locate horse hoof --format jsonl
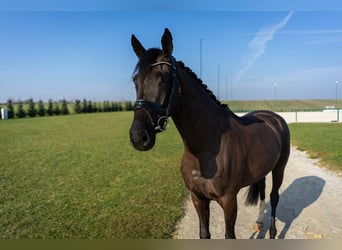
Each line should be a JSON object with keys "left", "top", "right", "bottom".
{"left": 253, "top": 222, "right": 263, "bottom": 232}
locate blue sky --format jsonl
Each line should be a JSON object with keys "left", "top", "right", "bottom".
{"left": 1, "top": 1, "right": 342, "bottom": 102}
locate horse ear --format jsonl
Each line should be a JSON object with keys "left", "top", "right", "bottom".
{"left": 131, "top": 34, "right": 146, "bottom": 58}
{"left": 161, "top": 28, "right": 173, "bottom": 56}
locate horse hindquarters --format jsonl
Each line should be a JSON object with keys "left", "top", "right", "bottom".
{"left": 250, "top": 111, "right": 290, "bottom": 239}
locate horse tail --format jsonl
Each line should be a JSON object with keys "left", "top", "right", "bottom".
{"left": 245, "top": 183, "right": 259, "bottom": 206}
{"left": 245, "top": 177, "right": 266, "bottom": 206}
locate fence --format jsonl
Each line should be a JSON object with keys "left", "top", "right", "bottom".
{"left": 236, "top": 109, "right": 342, "bottom": 123}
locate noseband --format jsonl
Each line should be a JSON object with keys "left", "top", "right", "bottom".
{"left": 133, "top": 56, "right": 179, "bottom": 132}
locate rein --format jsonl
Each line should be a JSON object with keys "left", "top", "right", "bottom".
{"left": 133, "top": 56, "right": 179, "bottom": 132}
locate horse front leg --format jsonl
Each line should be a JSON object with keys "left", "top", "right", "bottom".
{"left": 191, "top": 192, "right": 211, "bottom": 239}
{"left": 218, "top": 194, "right": 237, "bottom": 239}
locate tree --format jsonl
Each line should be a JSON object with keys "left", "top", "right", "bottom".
{"left": 74, "top": 99, "right": 82, "bottom": 114}
{"left": 103, "top": 101, "right": 110, "bottom": 112}
{"left": 37, "top": 99, "right": 46, "bottom": 117}
{"left": 92, "top": 102, "right": 98, "bottom": 113}
{"left": 82, "top": 99, "right": 88, "bottom": 113}
{"left": 27, "top": 98, "right": 36, "bottom": 117}
{"left": 6, "top": 99, "right": 15, "bottom": 119}
{"left": 53, "top": 102, "right": 61, "bottom": 115}
{"left": 61, "top": 99, "right": 69, "bottom": 115}
{"left": 87, "top": 100, "right": 93, "bottom": 113}
{"left": 47, "top": 99, "right": 54, "bottom": 116}
{"left": 111, "top": 101, "right": 118, "bottom": 112}
{"left": 125, "top": 101, "right": 133, "bottom": 111}
{"left": 117, "top": 102, "right": 123, "bottom": 112}
{"left": 16, "top": 101, "right": 26, "bottom": 118}
{"left": 96, "top": 102, "right": 103, "bottom": 112}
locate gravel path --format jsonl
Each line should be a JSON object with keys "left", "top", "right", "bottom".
{"left": 173, "top": 146, "right": 342, "bottom": 239}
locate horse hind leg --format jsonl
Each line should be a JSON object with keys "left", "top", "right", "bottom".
{"left": 245, "top": 177, "right": 266, "bottom": 232}
{"left": 255, "top": 177, "right": 266, "bottom": 232}
{"left": 254, "top": 199, "right": 266, "bottom": 232}
{"left": 269, "top": 165, "right": 285, "bottom": 239}
{"left": 244, "top": 177, "right": 266, "bottom": 232}
{"left": 269, "top": 119, "right": 290, "bottom": 239}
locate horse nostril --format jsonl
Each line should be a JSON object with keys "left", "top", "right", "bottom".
{"left": 129, "top": 129, "right": 139, "bottom": 143}
{"left": 141, "top": 130, "right": 151, "bottom": 146}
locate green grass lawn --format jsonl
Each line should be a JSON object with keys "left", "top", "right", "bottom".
{"left": 1, "top": 112, "right": 341, "bottom": 239}
{"left": 0, "top": 113, "right": 187, "bottom": 239}
{"left": 289, "top": 123, "right": 342, "bottom": 173}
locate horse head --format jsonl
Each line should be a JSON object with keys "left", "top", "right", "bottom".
{"left": 129, "top": 28, "right": 179, "bottom": 151}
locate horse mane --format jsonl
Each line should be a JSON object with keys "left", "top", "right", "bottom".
{"left": 177, "top": 61, "right": 228, "bottom": 109}
{"left": 176, "top": 61, "right": 265, "bottom": 126}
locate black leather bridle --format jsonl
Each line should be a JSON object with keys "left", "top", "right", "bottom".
{"left": 133, "top": 56, "right": 179, "bottom": 132}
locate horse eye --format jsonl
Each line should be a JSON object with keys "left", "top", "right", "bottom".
{"left": 162, "top": 75, "right": 170, "bottom": 82}
{"left": 158, "top": 76, "right": 169, "bottom": 86}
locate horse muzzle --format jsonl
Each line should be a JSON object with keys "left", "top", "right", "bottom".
{"left": 129, "top": 111, "right": 156, "bottom": 151}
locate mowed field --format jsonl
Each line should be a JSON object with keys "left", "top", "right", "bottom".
{"left": 0, "top": 113, "right": 187, "bottom": 239}
{"left": 0, "top": 111, "right": 341, "bottom": 238}
{"left": 288, "top": 123, "right": 342, "bottom": 172}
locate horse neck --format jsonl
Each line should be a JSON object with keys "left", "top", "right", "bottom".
{"left": 171, "top": 63, "right": 231, "bottom": 154}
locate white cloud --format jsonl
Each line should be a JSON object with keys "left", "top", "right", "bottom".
{"left": 233, "top": 11, "right": 294, "bottom": 85}
{"left": 283, "top": 29, "right": 342, "bottom": 35}
{"left": 282, "top": 29, "right": 342, "bottom": 45}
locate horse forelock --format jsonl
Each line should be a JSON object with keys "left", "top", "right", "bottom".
{"left": 132, "top": 48, "right": 162, "bottom": 80}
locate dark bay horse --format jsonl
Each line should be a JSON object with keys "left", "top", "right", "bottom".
{"left": 129, "top": 28, "right": 290, "bottom": 239}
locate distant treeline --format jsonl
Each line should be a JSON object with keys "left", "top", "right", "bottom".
{"left": 0, "top": 98, "right": 134, "bottom": 119}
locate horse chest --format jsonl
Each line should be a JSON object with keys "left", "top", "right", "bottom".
{"left": 181, "top": 162, "right": 229, "bottom": 200}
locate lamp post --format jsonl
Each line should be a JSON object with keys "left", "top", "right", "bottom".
{"left": 336, "top": 80, "right": 339, "bottom": 122}
{"left": 336, "top": 80, "right": 339, "bottom": 108}
{"left": 225, "top": 76, "right": 228, "bottom": 103}
{"left": 274, "top": 83, "right": 277, "bottom": 111}
{"left": 200, "top": 38, "right": 203, "bottom": 79}
{"left": 218, "top": 64, "right": 220, "bottom": 100}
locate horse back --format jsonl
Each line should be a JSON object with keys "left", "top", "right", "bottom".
{"left": 246, "top": 110, "right": 290, "bottom": 144}
{"left": 244, "top": 110, "right": 290, "bottom": 162}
